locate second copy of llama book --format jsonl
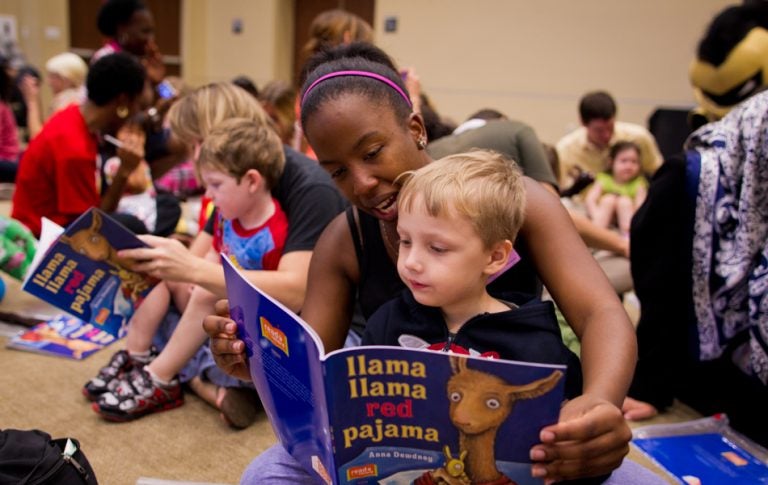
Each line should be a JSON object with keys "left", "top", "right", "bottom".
{"left": 223, "top": 257, "right": 566, "bottom": 485}
{"left": 20, "top": 208, "right": 158, "bottom": 339}
{"left": 7, "top": 313, "right": 118, "bottom": 360}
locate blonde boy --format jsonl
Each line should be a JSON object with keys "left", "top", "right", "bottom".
{"left": 86, "top": 118, "right": 288, "bottom": 427}
{"left": 364, "top": 150, "right": 583, "bottom": 398}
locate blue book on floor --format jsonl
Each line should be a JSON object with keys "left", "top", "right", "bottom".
{"left": 632, "top": 415, "right": 768, "bottom": 484}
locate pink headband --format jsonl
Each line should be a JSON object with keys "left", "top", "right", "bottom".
{"left": 301, "top": 70, "right": 413, "bottom": 108}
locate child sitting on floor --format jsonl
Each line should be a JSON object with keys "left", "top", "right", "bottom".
{"left": 84, "top": 117, "right": 288, "bottom": 427}
{"left": 363, "top": 150, "right": 583, "bottom": 399}
{"left": 584, "top": 141, "right": 648, "bottom": 236}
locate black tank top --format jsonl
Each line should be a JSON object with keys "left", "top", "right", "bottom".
{"left": 346, "top": 208, "right": 542, "bottom": 321}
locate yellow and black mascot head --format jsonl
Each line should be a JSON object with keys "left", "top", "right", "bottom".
{"left": 690, "top": 2, "right": 768, "bottom": 128}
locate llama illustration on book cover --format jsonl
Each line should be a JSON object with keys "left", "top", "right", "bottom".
{"left": 22, "top": 209, "right": 157, "bottom": 338}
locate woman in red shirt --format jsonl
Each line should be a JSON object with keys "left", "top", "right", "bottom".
{"left": 11, "top": 53, "right": 147, "bottom": 237}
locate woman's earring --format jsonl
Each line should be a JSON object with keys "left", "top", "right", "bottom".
{"left": 116, "top": 106, "right": 130, "bottom": 119}
{"left": 417, "top": 137, "right": 427, "bottom": 150}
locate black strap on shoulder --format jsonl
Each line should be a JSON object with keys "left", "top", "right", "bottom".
{"left": 345, "top": 206, "right": 364, "bottom": 262}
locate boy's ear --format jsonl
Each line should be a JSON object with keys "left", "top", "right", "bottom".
{"left": 484, "top": 239, "right": 514, "bottom": 275}
{"left": 243, "top": 169, "right": 264, "bottom": 192}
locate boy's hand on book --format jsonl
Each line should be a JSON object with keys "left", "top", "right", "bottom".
{"left": 529, "top": 395, "right": 631, "bottom": 484}
{"left": 119, "top": 235, "right": 199, "bottom": 282}
{"left": 203, "top": 299, "right": 252, "bottom": 382}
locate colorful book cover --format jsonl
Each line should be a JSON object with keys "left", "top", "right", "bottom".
{"left": 632, "top": 415, "right": 768, "bottom": 484}
{"left": 7, "top": 313, "right": 117, "bottom": 359}
{"left": 21, "top": 208, "right": 157, "bottom": 338}
{"left": 222, "top": 257, "right": 566, "bottom": 485}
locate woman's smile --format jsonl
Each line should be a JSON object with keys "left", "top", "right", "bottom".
{"left": 370, "top": 193, "right": 399, "bottom": 219}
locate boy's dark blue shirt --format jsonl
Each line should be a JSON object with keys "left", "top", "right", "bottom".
{"left": 363, "top": 289, "right": 583, "bottom": 399}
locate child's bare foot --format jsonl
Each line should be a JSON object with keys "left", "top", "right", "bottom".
{"left": 622, "top": 396, "right": 658, "bottom": 420}
{"left": 188, "top": 375, "right": 217, "bottom": 406}
{"left": 216, "top": 386, "right": 262, "bottom": 429}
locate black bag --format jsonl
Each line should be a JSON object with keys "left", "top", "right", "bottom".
{"left": 0, "top": 429, "right": 98, "bottom": 484}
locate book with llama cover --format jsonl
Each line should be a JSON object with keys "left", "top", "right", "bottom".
{"left": 21, "top": 208, "right": 158, "bottom": 339}
{"left": 7, "top": 313, "right": 118, "bottom": 359}
{"left": 223, "top": 257, "right": 566, "bottom": 485}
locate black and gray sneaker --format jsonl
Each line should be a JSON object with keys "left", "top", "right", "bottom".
{"left": 82, "top": 348, "right": 156, "bottom": 401}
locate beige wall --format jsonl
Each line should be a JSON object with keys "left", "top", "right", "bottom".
{"left": 3, "top": 0, "right": 737, "bottom": 143}
{"left": 0, "top": 0, "right": 68, "bottom": 65}
{"left": 0, "top": 0, "right": 68, "bottom": 110}
{"left": 181, "top": 0, "right": 293, "bottom": 89}
{"left": 376, "top": 0, "right": 736, "bottom": 143}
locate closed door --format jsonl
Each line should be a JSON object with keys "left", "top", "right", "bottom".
{"left": 68, "top": 0, "right": 181, "bottom": 75}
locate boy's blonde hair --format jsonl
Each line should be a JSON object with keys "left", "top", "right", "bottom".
{"left": 397, "top": 150, "right": 526, "bottom": 248}
{"left": 167, "top": 82, "right": 270, "bottom": 145}
{"left": 197, "top": 118, "right": 285, "bottom": 190}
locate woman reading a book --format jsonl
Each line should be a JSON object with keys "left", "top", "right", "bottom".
{"left": 204, "top": 44, "right": 638, "bottom": 484}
